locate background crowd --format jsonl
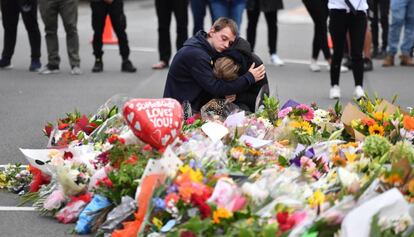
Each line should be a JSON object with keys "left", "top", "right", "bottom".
{"left": 0, "top": 0, "right": 413, "bottom": 99}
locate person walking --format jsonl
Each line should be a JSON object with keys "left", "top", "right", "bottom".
{"left": 368, "top": 0, "right": 390, "bottom": 59}
{"left": 210, "top": 0, "right": 247, "bottom": 30}
{"left": 0, "top": 0, "right": 42, "bottom": 71}
{"left": 328, "top": 0, "right": 368, "bottom": 100}
{"left": 152, "top": 0, "right": 188, "bottom": 70}
{"left": 246, "top": 0, "right": 284, "bottom": 66}
{"left": 382, "top": 0, "right": 414, "bottom": 67}
{"left": 190, "top": 0, "right": 212, "bottom": 35}
{"left": 38, "top": 0, "right": 81, "bottom": 75}
{"left": 90, "top": 0, "right": 136, "bottom": 73}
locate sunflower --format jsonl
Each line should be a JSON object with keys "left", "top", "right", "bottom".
{"left": 368, "top": 124, "right": 384, "bottom": 136}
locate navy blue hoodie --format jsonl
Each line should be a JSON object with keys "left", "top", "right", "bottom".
{"left": 163, "top": 31, "right": 255, "bottom": 112}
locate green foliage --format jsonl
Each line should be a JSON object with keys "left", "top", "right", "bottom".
{"left": 389, "top": 141, "right": 414, "bottom": 163}
{"left": 363, "top": 135, "right": 392, "bottom": 159}
{"left": 257, "top": 95, "right": 279, "bottom": 125}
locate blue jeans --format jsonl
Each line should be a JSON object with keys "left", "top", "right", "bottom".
{"left": 387, "top": 0, "right": 414, "bottom": 55}
{"left": 210, "top": 0, "right": 246, "bottom": 30}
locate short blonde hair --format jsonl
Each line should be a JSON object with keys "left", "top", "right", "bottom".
{"left": 213, "top": 57, "right": 240, "bottom": 81}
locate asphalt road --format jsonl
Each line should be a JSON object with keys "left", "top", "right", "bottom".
{"left": 0, "top": 0, "right": 413, "bottom": 236}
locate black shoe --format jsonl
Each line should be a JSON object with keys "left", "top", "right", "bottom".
{"left": 121, "top": 60, "right": 137, "bottom": 73}
{"left": 374, "top": 49, "right": 386, "bottom": 60}
{"left": 343, "top": 56, "right": 353, "bottom": 70}
{"left": 363, "top": 58, "right": 373, "bottom": 71}
{"left": 0, "top": 58, "right": 12, "bottom": 69}
{"left": 372, "top": 48, "right": 379, "bottom": 58}
{"left": 29, "top": 59, "right": 42, "bottom": 72}
{"left": 92, "top": 58, "right": 103, "bottom": 73}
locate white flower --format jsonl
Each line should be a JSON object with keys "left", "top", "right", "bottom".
{"left": 241, "top": 182, "right": 269, "bottom": 205}
{"left": 337, "top": 168, "right": 359, "bottom": 188}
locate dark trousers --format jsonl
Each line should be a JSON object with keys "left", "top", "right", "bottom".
{"left": 155, "top": 0, "right": 188, "bottom": 63}
{"left": 369, "top": 0, "right": 390, "bottom": 50}
{"left": 303, "top": 0, "right": 331, "bottom": 60}
{"left": 0, "top": 0, "right": 41, "bottom": 61}
{"left": 190, "top": 0, "right": 212, "bottom": 35}
{"left": 247, "top": 6, "right": 278, "bottom": 54}
{"left": 91, "top": 0, "right": 130, "bottom": 60}
{"left": 329, "top": 10, "right": 367, "bottom": 87}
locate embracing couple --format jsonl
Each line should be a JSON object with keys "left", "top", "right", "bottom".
{"left": 163, "top": 17, "right": 269, "bottom": 115}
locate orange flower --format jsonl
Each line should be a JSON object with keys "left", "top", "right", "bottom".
{"left": 408, "top": 179, "right": 414, "bottom": 195}
{"left": 361, "top": 118, "right": 375, "bottom": 127}
{"left": 384, "top": 173, "right": 403, "bottom": 185}
{"left": 403, "top": 116, "right": 414, "bottom": 131}
{"left": 368, "top": 124, "right": 384, "bottom": 136}
{"left": 332, "top": 155, "right": 347, "bottom": 167}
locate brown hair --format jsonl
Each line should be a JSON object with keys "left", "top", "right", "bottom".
{"left": 213, "top": 57, "right": 240, "bottom": 81}
{"left": 211, "top": 17, "right": 238, "bottom": 36}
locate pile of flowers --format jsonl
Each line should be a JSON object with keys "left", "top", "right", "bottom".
{"left": 3, "top": 95, "right": 414, "bottom": 237}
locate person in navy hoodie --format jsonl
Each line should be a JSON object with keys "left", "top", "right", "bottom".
{"left": 163, "top": 17, "right": 266, "bottom": 112}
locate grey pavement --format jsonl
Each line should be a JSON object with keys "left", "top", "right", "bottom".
{"left": 0, "top": 0, "right": 413, "bottom": 236}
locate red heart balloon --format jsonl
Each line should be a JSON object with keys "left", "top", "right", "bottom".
{"left": 123, "top": 98, "right": 183, "bottom": 150}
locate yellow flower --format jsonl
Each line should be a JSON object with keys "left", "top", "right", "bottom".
{"left": 0, "top": 173, "right": 7, "bottom": 189}
{"left": 290, "top": 121, "right": 313, "bottom": 135}
{"left": 344, "top": 152, "right": 357, "bottom": 163}
{"left": 368, "top": 124, "right": 384, "bottom": 136}
{"left": 308, "top": 190, "right": 325, "bottom": 208}
{"left": 189, "top": 169, "right": 203, "bottom": 183}
{"left": 213, "top": 207, "right": 233, "bottom": 224}
{"left": 373, "top": 112, "right": 388, "bottom": 121}
{"left": 152, "top": 217, "right": 163, "bottom": 229}
{"left": 179, "top": 165, "right": 191, "bottom": 174}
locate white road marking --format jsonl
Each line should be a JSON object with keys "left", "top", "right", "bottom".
{"left": 0, "top": 164, "right": 28, "bottom": 169}
{"left": 103, "top": 45, "right": 157, "bottom": 52}
{"left": 0, "top": 206, "right": 36, "bottom": 211}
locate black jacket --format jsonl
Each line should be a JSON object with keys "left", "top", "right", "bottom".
{"left": 246, "top": 0, "right": 284, "bottom": 12}
{"left": 163, "top": 31, "right": 255, "bottom": 112}
{"left": 218, "top": 37, "right": 269, "bottom": 112}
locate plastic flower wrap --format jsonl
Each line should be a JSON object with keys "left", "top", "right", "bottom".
{"left": 208, "top": 177, "right": 246, "bottom": 212}
{"left": 56, "top": 163, "right": 91, "bottom": 196}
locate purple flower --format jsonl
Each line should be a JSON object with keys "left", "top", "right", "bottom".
{"left": 153, "top": 197, "right": 166, "bottom": 210}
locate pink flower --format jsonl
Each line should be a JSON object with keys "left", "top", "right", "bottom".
{"left": 278, "top": 107, "right": 292, "bottom": 118}
{"left": 297, "top": 104, "right": 314, "bottom": 121}
{"left": 300, "top": 156, "right": 316, "bottom": 170}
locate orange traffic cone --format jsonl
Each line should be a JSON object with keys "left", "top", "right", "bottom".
{"left": 327, "top": 34, "right": 333, "bottom": 49}
{"left": 102, "top": 15, "right": 118, "bottom": 44}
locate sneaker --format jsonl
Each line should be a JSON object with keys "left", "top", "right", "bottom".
{"left": 329, "top": 85, "right": 341, "bottom": 99}
{"left": 92, "top": 58, "right": 103, "bottom": 73}
{"left": 71, "top": 66, "right": 82, "bottom": 75}
{"left": 353, "top": 85, "right": 365, "bottom": 100}
{"left": 0, "top": 58, "right": 13, "bottom": 69}
{"left": 29, "top": 59, "right": 42, "bottom": 72}
{"left": 363, "top": 58, "right": 373, "bottom": 71}
{"left": 270, "top": 54, "right": 284, "bottom": 66}
{"left": 121, "top": 60, "right": 137, "bottom": 73}
{"left": 39, "top": 64, "right": 60, "bottom": 74}
{"left": 309, "top": 59, "right": 321, "bottom": 72}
